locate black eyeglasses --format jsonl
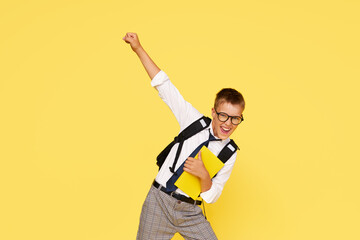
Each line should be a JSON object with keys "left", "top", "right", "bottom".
{"left": 215, "top": 109, "right": 244, "bottom": 125}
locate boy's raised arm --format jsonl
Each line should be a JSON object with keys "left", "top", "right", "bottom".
{"left": 122, "top": 32, "right": 161, "bottom": 80}
{"left": 122, "top": 32, "right": 202, "bottom": 130}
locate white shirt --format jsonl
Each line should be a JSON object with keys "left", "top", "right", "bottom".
{"left": 151, "top": 70, "right": 238, "bottom": 204}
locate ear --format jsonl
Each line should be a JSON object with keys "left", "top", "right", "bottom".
{"left": 211, "top": 107, "right": 216, "bottom": 118}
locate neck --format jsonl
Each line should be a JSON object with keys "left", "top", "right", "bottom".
{"left": 211, "top": 121, "right": 220, "bottom": 139}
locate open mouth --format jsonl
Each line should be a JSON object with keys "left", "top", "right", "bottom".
{"left": 220, "top": 126, "right": 231, "bottom": 134}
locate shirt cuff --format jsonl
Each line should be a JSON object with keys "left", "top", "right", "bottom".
{"left": 151, "top": 70, "right": 169, "bottom": 87}
{"left": 200, "top": 185, "right": 218, "bottom": 204}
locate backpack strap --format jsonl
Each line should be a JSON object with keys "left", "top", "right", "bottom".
{"left": 212, "top": 139, "right": 239, "bottom": 179}
{"left": 156, "top": 116, "right": 212, "bottom": 172}
{"left": 217, "top": 139, "right": 239, "bottom": 163}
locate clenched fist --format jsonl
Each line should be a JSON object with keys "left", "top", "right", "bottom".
{"left": 122, "top": 32, "right": 142, "bottom": 52}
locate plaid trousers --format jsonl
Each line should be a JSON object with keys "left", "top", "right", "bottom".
{"left": 136, "top": 183, "right": 218, "bottom": 240}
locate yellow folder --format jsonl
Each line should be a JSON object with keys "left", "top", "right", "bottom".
{"left": 174, "top": 145, "right": 224, "bottom": 200}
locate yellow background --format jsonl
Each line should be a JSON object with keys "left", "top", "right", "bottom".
{"left": 1, "top": 0, "right": 359, "bottom": 239}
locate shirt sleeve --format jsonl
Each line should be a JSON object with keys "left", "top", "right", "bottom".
{"left": 151, "top": 70, "right": 203, "bottom": 131}
{"left": 200, "top": 151, "right": 238, "bottom": 203}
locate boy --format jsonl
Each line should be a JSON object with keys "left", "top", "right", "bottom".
{"left": 123, "top": 32, "right": 245, "bottom": 240}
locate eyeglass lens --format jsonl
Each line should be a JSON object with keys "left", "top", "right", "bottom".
{"left": 218, "top": 112, "right": 242, "bottom": 125}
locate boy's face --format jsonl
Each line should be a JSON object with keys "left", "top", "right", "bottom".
{"left": 211, "top": 101, "right": 243, "bottom": 140}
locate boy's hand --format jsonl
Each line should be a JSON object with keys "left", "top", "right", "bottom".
{"left": 183, "top": 151, "right": 210, "bottom": 180}
{"left": 122, "top": 32, "right": 142, "bottom": 52}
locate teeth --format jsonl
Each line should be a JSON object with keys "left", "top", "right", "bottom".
{"left": 222, "top": 127, "right": 230, "bottom": 131}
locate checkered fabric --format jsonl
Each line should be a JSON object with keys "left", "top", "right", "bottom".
{"left": 136, "top": 184, "right": 218, "bottom": 240}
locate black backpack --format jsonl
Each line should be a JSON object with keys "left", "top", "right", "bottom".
{"left": 156, "top": 116, "right": 239, "bottom": 174}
